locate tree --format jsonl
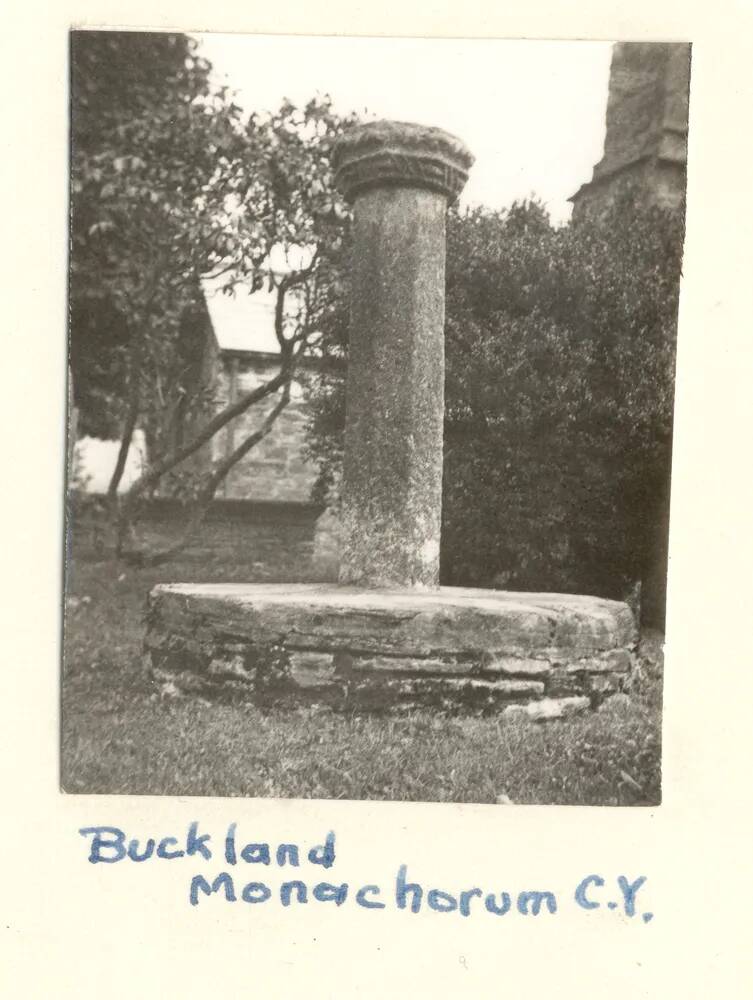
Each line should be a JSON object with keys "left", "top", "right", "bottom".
{"left": 306, "top": 197, "right": 684, "bottom": 626}
{"left": 69, "top": 30, "right": 354, "bottom": 563}
{"left": 69, "top": 31, "right": 216, "bottom": 443}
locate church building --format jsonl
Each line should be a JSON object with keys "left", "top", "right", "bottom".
{"left": 569, "top": 42, "right": 690, "bottom": 221}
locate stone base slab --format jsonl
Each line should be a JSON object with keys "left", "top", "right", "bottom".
{"left": 144, "top": 583, "right": 637, "bottom": 715}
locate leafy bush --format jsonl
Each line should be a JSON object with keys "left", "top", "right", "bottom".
{"left": 306, "top": 197, "right": 684, "bottom": 623}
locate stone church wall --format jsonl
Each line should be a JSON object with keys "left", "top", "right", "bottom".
{"left": 211, "top": 352, "right": 320, "bottom": 504}
{"left": 570, "top": 42, "right": 690, "bottom": 221}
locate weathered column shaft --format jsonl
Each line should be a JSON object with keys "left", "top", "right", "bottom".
{"left": 340, "top": 186, "right": 446, "bottom": 588}
{"left": 333, "top": 121, "right": 473, "bottom": 589}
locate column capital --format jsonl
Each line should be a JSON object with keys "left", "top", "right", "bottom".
{"left": 332, "top": 119, "right": 474, "bottom": 204}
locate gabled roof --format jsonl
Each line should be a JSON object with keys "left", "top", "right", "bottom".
{"left": 200, "top": 276, "right": 281, "bottom": 355}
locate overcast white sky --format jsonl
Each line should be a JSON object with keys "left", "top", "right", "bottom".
{"left": 195, "top": 34, "right": 614, "bottom": 224}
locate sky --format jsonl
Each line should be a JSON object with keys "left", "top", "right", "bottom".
{"left": 195, "top": 33, "right": 614, "bottom": 224}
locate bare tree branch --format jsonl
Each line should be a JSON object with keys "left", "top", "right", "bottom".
{"left": 117, "top": 378, "right": 294, "bottom": 566}
{"left": 208, "top": 377, "right": 292, "bottom": 490}
{"left": 106, "top": 334, "right": 142, "bottom": 507}
{"left": 107, "top": 390, "right": 139, "bottom": 506}
{"left": 122, "top": 360, "right": 291, "bottom": 504}
{"left": 112, "top": 257, "right": 320, "bottom": 562}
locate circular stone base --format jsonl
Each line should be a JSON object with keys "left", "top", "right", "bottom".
{"left": 144, "top": 583, "right": 637, "bottom": 716}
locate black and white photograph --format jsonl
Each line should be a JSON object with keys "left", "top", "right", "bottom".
{"left": 63, "top": 30, "right": 690, "bottom": 805}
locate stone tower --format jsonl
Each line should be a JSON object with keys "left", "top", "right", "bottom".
{"left": 570, "top": 42, "right": 691, "bottom": 221}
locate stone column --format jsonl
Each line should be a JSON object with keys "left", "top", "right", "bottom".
{"left": 332, "top": 121, "right": 474, "bottom": 589}
{"left": 146, "top": 120, "right": 636, "bottom": 721}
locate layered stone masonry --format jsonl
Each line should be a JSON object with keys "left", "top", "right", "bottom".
{"left": 569, "top": 42, "right": 690, "bottom": 220}
{"left": 145, "top": 584, "right": 636, "bottom": 717}
{"left": 213, "top": 355, "right": 319, "bottom": 504}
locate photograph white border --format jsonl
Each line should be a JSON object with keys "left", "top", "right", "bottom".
{"left": 2, "top": 2, "right": 752, "bottom": 996}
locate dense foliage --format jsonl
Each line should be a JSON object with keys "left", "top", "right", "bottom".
{"left": 70, "top": 31, "right": 218, "bottom": 440}
{"left": 306, "top": 198, "right": 684, "bottom": 620}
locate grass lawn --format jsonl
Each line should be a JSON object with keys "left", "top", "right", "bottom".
{"left": 62, "top": 551, "right": 663, "bottom": 806}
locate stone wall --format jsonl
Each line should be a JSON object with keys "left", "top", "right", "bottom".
{"left": 212, "top": 352, "right": 320, "bottom": 503}
{"left": 71, "top": 497, "right": 323, "bottom": 578}
{"left": 571, "top": 156, "right": 686, "bottom": 221}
